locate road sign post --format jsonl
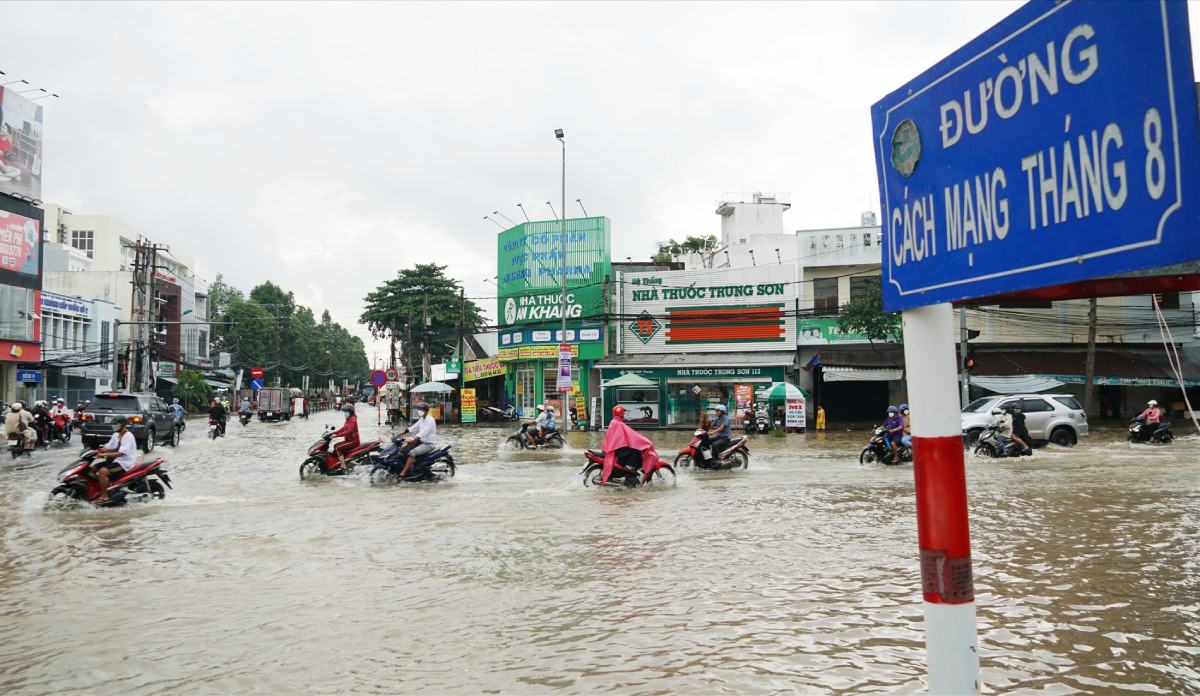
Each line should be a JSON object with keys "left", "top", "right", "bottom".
{"left": 871, "top": 2, "right": 1200, "bottom": 693}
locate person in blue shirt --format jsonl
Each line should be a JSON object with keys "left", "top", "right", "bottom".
{"left": 883, "top": 405, "right": 905, "bottom": 464}
{"left": 536, "top": 406, "right": 558, "bottom": 447}
{"left": 702, "top": 404, "right": 733, "bottom": 467}
{"left": 169, "top": 397, "right": 185, "bottom": 426}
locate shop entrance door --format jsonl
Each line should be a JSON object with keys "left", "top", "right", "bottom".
{"left": 515, "top": 368, "right": 536, "bottom": 417}
{"left": 666, "top": 382, "right": 733, "bottom": 426}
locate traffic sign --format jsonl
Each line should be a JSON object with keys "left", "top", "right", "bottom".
{"left": 385, "top": 367, "right": 399, "bottom": 382}
{"left": 251, "top": 377, "right": 265, "bottom": 391}
{"left": 370, "top": 370, "right": 387, "bottom": 388}
{"left": 871, "top": 0, "right": 1200, "bottom": 312}
{"left": 250, "top": 366, "right": 264, "bottom": 379}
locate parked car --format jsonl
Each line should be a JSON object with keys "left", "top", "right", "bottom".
{"left": 80, "top": 392, "right": 179, "bottom": 452}
{"left": 961, "top": 393, "right": 1088, "bottom": 447}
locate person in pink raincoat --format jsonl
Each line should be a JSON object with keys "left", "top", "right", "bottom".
{"left": 602, "top": 405, "right": 662, "bottom": 484}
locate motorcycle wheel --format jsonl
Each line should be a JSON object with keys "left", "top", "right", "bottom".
{"left": 858, "top": 447, "right": 878, "bottom": 464}
{"left": 973, "top": 443, "right": 996, "bottom": 458}
{"left": 544, "top": 434, "right": 565, "bottom": 449}
{"left": 646, "top": 465, "right": 676, "bottom": 487}
{"left": 430, "top": 459, "right": 456, "bottom": 479}
{"left": 169, "top": 426, "right": 180, "bottom": 447}
{"left": 1158, "top": 432, "right": 1174, "bottom": 444}
{"left": 673, "top": 453, "right": 692, "bottom": 468}
{"left": 369, "top": 467, "right": 398, "bottom": 486}
{"left": 900, "top": 448, "right": 913, "bottom": 464}
{"left": 148, "top": 480, "right": 166, "bottom": 499}
{"left": 47, "top": 484, "right": 85, "bottom": 506}
{"left": 730, "top": 451, "right": 749, "bottom": 469}
{"left": 581, "top": 463, "right": 605, "bottom": 487}
{"left": 299, "top": 457, "right": 324, "bottom": 480}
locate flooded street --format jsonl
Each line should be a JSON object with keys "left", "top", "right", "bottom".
{"left": 0, "top": 412, "right": 1197, "bottom": 694}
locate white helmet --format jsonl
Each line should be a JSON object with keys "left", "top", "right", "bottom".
{"left": 1148, "top": 400, "right": 1158, "bottom": 407}
{"left": 10, "top": 402, "right": 21, "bottom": 412}
{"left": 546, "top": 406, "right": 555, "bottom": 414}
{"left": 536, "top": 403, "right": 545, "bottom": 412}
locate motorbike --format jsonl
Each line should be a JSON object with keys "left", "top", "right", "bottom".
{"left": 47, "top": 450, "right": 172, "bottom": 507}
{"left": 754, "top": 408, "right": 771, "bottom": 434}
{"left": 742, "top": 411, "right": 754, "bottom": 434}
{"left": 482, "top": 405, "right": 518, "bottom": 422}
{"left": 859, "top": 426, "right": 912, "bottom": 465}
{"left": 1128, "top": 415, "right": 1173, "bottom": 444}
{"left": 52, "top": 415, "right": 72, "bottom": 445}
{"left": 238, "top": 412, "right": 252, "bottom": 426}
{"left": 7, "top": 429, "right": 33, "bottom": 459}
{"left": 579, "top": 449, "right": 676, "bottom": 488}
{"left": 208, "top": 418, "right": 226, "bottom": 439}
{"left": 674, "top": 429, "right": 750, "bottom": 470}
{"left": 505, "top": 424, "right": 565, "bottom": 450}
{"left": 973, "top": 424, "right": 1032, "bottom": 458}
{"left": 298, "top": 426, "right": 384, "bottom": 479}
{"left": 368, "top": 433, "right": 456, "bottom": 485}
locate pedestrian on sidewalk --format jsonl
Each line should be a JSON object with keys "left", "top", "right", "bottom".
{"left": 816, "top": 405, "right": 826, "bottom": 432}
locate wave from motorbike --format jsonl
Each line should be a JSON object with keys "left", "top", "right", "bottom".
{"left": 579, "top": 449, "right": 675, "bottom": 488}
{"left": 1128, "top": 415, "right": 1173, "bottom": 444}
{"left": 299, "top": 426, "right": 384, "bottom": 479}
{"left": 47, "top": 451, "right": 172, "bottom": 507}
{"left": 368, "top": 433, "right": 455, "bottom": 485}
{"left": 674, "top": 430, "right": 750, "bottom": 470}
{"left": 859, "top": 426, "right": 911, "bottom": 465}
{"left": 505, "top": 424, "right": 564, "bottom": 450}
{"left": 973, "top": 425, "right": 1032, "bottom": 458}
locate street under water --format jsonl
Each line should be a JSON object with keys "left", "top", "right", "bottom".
{"left": 0, "top": 412, "right": 1196, "bottom": 694}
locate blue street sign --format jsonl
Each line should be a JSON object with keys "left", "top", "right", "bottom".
{"left": 871, "top": 0, "right": 1200, "bottom": 312}
{"left": 370, "top": 370, "right": 387, "bottom": 388}
{"left": 251, "top": 378, "right": 265, "bottom": 391}
{"left": 16, "top": 369, "right": 41, "bottom": 383}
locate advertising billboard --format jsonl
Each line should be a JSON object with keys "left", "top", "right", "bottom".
{"left": 496, "top": 217, "right": 611, "bottom": 327}
{"left": 620, "top": 265, "right": 797, "bottom": 353}
{"left": 0, "top": 87, "right": 44, "bottom": 200}
{"left": 0, "top": 210, "right": 39, "bottom": 277}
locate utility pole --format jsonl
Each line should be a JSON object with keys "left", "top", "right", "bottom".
{"left": 958, "top": 307, "right": 970, "bottom": 408}
{"left": 457, "top": 286, "right": 465, "bottom": 421}
{"left": 421, "top": 297, "right": 431, "bottom": 384}
{"left": 1083, "top": 297, "right": 1098, "bottom": 416}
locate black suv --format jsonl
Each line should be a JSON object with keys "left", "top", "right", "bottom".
{"left": 80, "top": 392, "right": 178, "bottom": 452}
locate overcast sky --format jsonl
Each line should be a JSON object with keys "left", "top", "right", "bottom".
{"left": 6, "top": 1, "right": 1199, "bottom": 363}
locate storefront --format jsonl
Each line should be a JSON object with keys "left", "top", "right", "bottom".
{"left": 495, "top": 216, "right": 612, "bottom": 427}
{"left": 0, "top": 200, "right": 43, "bottom": 405}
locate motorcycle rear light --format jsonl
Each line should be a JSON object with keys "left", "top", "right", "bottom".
{"left": 81, "top": 414, "right": 94, "bottom": 421}
{"left": 130, "top": 416, "right": 143, "bottom": 423}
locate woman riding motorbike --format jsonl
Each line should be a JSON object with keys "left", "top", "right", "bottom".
{"left": 329, "top": 403, "right": 360, "bottom": 472}
{"left": 601, "top": 405, "right": 662, "bottom": 484}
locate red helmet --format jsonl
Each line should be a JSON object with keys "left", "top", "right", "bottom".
{"left": 612, "top": 405, "right": 626, "bottom": 420}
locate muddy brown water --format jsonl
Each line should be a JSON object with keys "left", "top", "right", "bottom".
{"left": 0, "top": 414, "right": 1196, "bottom": 694}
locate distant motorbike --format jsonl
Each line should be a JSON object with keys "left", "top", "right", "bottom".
{"left": 674, "top": 429, "right": 750, "bottom": 470}
{"left": 1128, "top": 415, "right": 1173, "bottom": 444}
{"left": 482, "top": 405, "right": 518, "bottom": 422}
{"left": 754, "top": 408, "right": 771, "bottom": 434}
{"left": 368, "top": 433, "right": 456, "bottom": 485}
{"left": 579, "top": 449, "right": 675, "bottom": 487}
{"left": 52, "top": 415, "right": 72, "bottom": 445}
{"left": 859, "top": 426, "right": 911, "bottom": 465}
{"left": 238, "top": 412, "right": 252, "bottom": 426}
{"left": 47, "top": 450, "right": 171, "bottom": 507}
{"left": 208, "top": 418, "right": 225, "bottom": 439}
{"left": 505, "top": 424, "right": 564, "bottom": 450}
{"left": 299, "top": 426, "right": 384, "bottom": 479}
{"left": 7, "top": 429, "right": 32, "bottom": 459}
{"left": 973, "top": 424, "right": 1032, "bottom": 458}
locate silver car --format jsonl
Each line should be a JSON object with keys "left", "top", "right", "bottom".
{"left": 961, "top": 393, "right": 1088, "bottom": 447}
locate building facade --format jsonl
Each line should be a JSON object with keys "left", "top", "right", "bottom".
{"left": 0, "top": 198, "right": 43, "bottom": 405}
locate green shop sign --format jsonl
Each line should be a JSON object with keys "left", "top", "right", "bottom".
{"left": 797, "top": 317, "right": 875, "bottom": 345}
{"left": 497, "top": 217, "right": 612, "bottom": 327}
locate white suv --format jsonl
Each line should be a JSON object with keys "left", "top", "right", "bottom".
{"left": 961, "top": 393, "right": 1088, "bottom": 447}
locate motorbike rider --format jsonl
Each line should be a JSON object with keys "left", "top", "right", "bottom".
{"left": 397, "top": 402, "right": 437, "bottom": 479}
{"left": 238, "top": 397, "right": 253, "bottom": 421}
{"left": 31, "top": 400, "right": 52, "bottom": 447}
{"left": 899, "top": 403, "right": 912, "bottom": 449}
{"left": 991, "top": 406, "right": 1014, "bottom": 450}
{"left": 521, "top": 404, "right": 547, "bottom": 446}
{"left": 329, "top": 403, "right": 360, "bottom": 472}
{"left": 73, "top": 399, "right": 90, "bottom": 424}
{"left": 209, "top": 398, "right": 228, "bottom": 435}
{"left": 168, "top": 397, "right": 185, "bottom": 429}
{"left": 537, "top": 406, "right": 558, "bottom": 445}
{"left": 50, "top": 398, "right": 72, "bottom": 438}
{"left": 883, "top": 405, "right": 904, "bottom": 464}
{"left": 91, "top": 415, "right": 139, "bottom": 504}
{"left": 601, "top": 405, "right": 661, "bottom": 484}
{"left": 1137, "top": 400, "right": 1162, "bottom": 425}
{"left": 1008, "top": 403, "right": 1031, "bottom": 453}
{"left": 4, "top": 402, "right": 35, "bottom": 450}
{"left": 701, "top": 404, "right": 733, "bottom": 467}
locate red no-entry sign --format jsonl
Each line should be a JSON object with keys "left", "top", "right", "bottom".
{"left": 250, "top": 366, "right": 264, "bottom": 379}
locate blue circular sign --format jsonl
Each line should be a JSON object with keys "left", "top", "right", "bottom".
{"left": 370, "top": 370, "right": 387, "bottom": 388}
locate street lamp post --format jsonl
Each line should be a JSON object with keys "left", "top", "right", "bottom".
{"left": 555, "top": 129, "right": 566, "bottom": 341}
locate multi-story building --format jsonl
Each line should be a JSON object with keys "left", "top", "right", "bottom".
{"left": 40, "top": 290, "right": 119, "bottom": 403}
{"left": 0, "top": 197, "right": 43, "bottom": 405}
{"left": 40, "top": 204, "right": 210, "bottom": 392}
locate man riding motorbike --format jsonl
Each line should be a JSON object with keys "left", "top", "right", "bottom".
{"left": 329, "top": 403, "right": 360, "bottom": 472}
{"left": 50, "top": 398, "right": 72, "bottom": 440}
{"left": 91, "top": 415, "right": 140, "bottom": 504}
{"left": 883, "top": 405, "right": 905, "bottom": 464}
{"left": 31, "top": 400, "right": 52, "bottom": 447}
{"left": 209, "top": 398, "right": 228, "bottom": 435}
{"left": 4, "top": 402, "right": 35, "bottom": 451}
{"left": 1009, "top": 403, "right": 1031, "bottom": 453}
{"left": 520, "top": 404, "right": 547, "bottom": 446}
{"left": 991, "top": 406, "right": 1014, "bottom": 449}
{"left": 538, "top": 406, "right": 558, "bottom": 443}
{"left": 700, "top": 404, "right": 733, "bottom": 467}
{"left": 601, "top": 405, "right": 661, "bottom": 484}
{"left": 397, "top": 402, "right": 437, "bottom": 479}
{"left": 168, "top": 397, "right": 185, "bottom": 429}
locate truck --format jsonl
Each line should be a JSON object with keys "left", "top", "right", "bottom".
{"left": 256, "top": 387, "right": 290, "bottom": 422}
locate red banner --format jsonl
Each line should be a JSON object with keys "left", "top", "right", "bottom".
{"left": 0, "top": 210, "right": 39, "bottom": 276}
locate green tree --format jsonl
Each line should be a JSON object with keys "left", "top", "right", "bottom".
{"left": 837, "top": 279, "right": 901, "bottom": 343}
{"left": 207, "top": 274, "right": 244, "bottom": 353}
{"left": 174, "top": 369, "right": 209, "bottom": 410}
{"left": 361, "top": 264, "right": 485, "bottom": 378}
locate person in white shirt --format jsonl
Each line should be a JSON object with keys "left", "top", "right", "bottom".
{"left": 92, "top": 415, "right": 139, "bottom": 503}
{"left": 398, "top": 403, "right": 438, "bottom": 478}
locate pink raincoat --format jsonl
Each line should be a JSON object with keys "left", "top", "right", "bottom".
{"left": 601, "top": 417, "right": 661, "bottom": 483}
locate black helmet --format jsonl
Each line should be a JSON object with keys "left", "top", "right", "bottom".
{"left": 112, "top": 415, "right": 129, "bottom": 427}
{"left": 1001, "top": 402, "right": 1014, "bottom": 413}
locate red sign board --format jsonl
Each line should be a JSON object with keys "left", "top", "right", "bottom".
{"left": 250, "top": 366, "right": 264, "bottom": 379}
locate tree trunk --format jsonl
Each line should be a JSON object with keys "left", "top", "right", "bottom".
{"left": 1083, "top": 297, "right": 1098, "bottom": 417}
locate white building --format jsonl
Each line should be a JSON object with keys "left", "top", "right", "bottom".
{"left": 40, "top": 290, "right": 119, "bottom": 403}
{"left": 40, "top": 204, "right": 211, "bottom": 391}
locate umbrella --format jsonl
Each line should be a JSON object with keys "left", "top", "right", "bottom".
{"left": 410, "top": 381, "right": 456, "bottom": 394}
{"left": 601, "top": 373, "right": 657, "bottom": 388}
{"left": 761, "top": 382, "right": 809, "bottom": 400}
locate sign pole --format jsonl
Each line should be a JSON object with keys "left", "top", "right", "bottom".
{"left": 901, "top": 302, "right": 978, "bottom": 694}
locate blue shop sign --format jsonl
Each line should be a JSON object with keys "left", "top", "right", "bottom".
{"left": 16, "top": 369, "right": 42, "bottom": 383}
{"left": 499, "top": 325, "right": 604, "bottom": 346}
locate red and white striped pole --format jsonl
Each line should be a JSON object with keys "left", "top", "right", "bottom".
{"left": 901, "top": 302, "right": 980, "bottom": 694}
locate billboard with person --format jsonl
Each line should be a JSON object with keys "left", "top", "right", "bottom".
{"left": 0, "top": 87, "right": 44, "bottom": 200}
{"left": 0, "top": 210, "right": 40, "bottom": 277}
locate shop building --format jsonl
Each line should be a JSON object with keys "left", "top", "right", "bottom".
{"left": 600, "top": 264, "right": 798, "bottom": 428}
{"left": 40, "top": 291, "right": 120, "bottom": 404}
{"left": 495, "top": 216, "right": 612, "bottom": 424}
{"left": 0, "top": 199, "right": 43, "bottom": 405}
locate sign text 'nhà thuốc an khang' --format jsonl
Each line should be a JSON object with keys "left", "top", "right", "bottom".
{"left": 872, "top": 0, "right": 1200, "bottom": 311}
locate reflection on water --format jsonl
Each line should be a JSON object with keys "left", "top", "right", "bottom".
{"left": 0, "top": 415, "right": 1196, "bottom": 694}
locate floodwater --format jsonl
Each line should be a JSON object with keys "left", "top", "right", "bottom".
{"left": 0, "top": 412, "right": 1196, "bottom": 695}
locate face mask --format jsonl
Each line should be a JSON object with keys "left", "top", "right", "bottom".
{"left": 416, "top": 410, "right": 427, "bottom": 418}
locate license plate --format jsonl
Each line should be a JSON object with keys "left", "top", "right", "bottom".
{"left": 701, "top": 449, "right": 712, "bottom": 458}
{"left": 266, "top": 412, "right": 273, "bottom": 417}
{"left": 6, "top": 439, "right": 16, "bottom": 446}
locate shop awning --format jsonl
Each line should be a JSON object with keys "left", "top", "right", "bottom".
{"left": 970, "top": 375, "right": 1066, "bottom": 393}
{"left": 822, "top": 366, "right": 904, "bottom": 382}
{"left": 598, "top": 351, "right": 794, "bottom": 369}
{"left": 602, "top": 373, "right": 658, "bottom": 388}
{"left": 973, "top": 346, "right": 1200, "bottom": 387}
